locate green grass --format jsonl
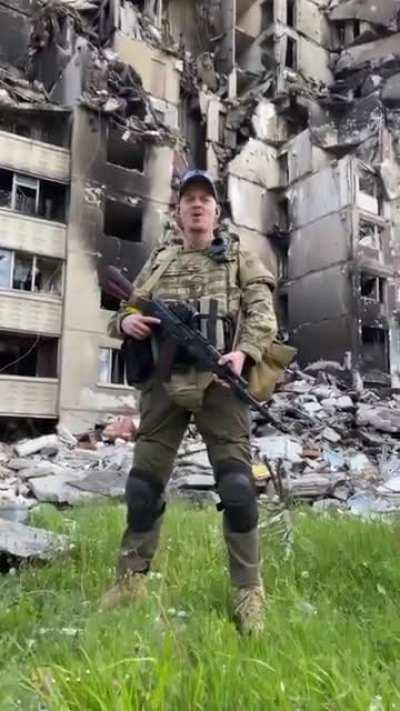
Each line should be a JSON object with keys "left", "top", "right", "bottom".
{"left": 1, "top": 502, "right": 400, "bottom": 710}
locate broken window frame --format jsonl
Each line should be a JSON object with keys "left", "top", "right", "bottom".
{"left": 106, "top": 127, "right": 146, "bottom": 173}
{"left": 103, "top": 199, "right": 143, "bottom": 243}
{"left": 357, "top": 165, "right": 383, "bottom": 216}
{"left": 360, "top": 325, "right": 389, "bottom": 373}
{"left": 11, "top": 174, "right": 40, "bottom": 217}
{"left": 276, "top": 241, "right": 289, "bottom": 281}
{"left": 360, "top": 272, "right": 387, "bottom": 304}
{"left": 0, "top": 332, "right": 59, "bottom": 378}
{"left": 261, "top": 0, "right": 274, "bottom": 31}
{"left": 284, "top": 35, "right": 298, "bottom": 70}
{"left": 98, "top": 347, "right": 128, "bottom": 387}
{"left": 278, "top": 152, "right": 289, "bottom": 186}
{"left": 286, "top": 0, "right": 296, "bottom": 29}
{"left": 0, "top": 248, "right": 63, "bottom": 297}
{"left": 0, "top": 169, "right": 67, "bottom": 223}
{"left": 358, "top": 214, "right": 386, "bottom": 257}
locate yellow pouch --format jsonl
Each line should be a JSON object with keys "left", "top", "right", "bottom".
{"left": 248, "top": 341, "right": 297, "bottom": 400}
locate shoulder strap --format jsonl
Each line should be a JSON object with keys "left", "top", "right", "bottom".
{"left": 136, "top": 247, "right": 179, "bottom": 296}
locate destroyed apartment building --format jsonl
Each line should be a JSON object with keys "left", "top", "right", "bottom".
{"left": 0, "top": 0, "right": 400, "bottom": 434}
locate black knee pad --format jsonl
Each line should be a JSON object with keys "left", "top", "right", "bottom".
{"left": 215, "top": 459, "right": 258, "bottom": 533}
{"left": 125, "top": 468, "right": 165, "bottom": 533}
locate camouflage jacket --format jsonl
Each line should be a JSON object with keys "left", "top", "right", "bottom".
{"left": 108, "top": 234, "right": 278, "bottom": 364}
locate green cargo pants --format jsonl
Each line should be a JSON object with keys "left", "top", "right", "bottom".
{"left": 117, "top": 378, "right": 261, "bottom": 588}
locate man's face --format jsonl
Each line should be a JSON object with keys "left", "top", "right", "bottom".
{"left": 178, "top": 183, "right": 219, "bottom": 236}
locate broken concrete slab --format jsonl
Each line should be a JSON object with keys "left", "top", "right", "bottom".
{"left": 256, "top": 436, "right": 303, "bottom": 463}
{"left": 19, "top": 462, "right": 66, "bottom": 480}
{"left": 0, "top": 518, "right": 69, "bottom": 565}
{"left": 70, "top": 468, "right": 126, "bottom": 499}
{"left": 379, "top": 476, "right": 400, "bottom": 493}
{"left": 348, "top": 452, "right": 375, "bottom": 476}
{"left": 330, "top": 0, "right": 400, "bottom": 30}
{"left": 176, "top": 450, "right": 212, "bottom": 471}
{"left": 56, "top": 424, "right": 78, "bottom": 448}
{"left": 334, "top": 396, "right": 354, "bottom": 411}
{"left": 336, "top": 33, "right": 400, "bottom": 74}
{"left": 357, "top": 405, "right": 400, "bottom": 433}
{"left": 288, "top": 473, "right": 349, "bottom": 499}
{"left": 170, "top": 473, "right": 215, "bottom": 490}
{"left": 15, "top": 435, "right": 60, "bottom": 458}
{"left": 322, "top": 427, "right": 341, "bottom": 443}
{"left": 28, "top": 473, "right": 99, "bottom": 505}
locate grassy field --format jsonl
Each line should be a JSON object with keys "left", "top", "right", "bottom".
{"left": 1, "top": 501, "right": 400, "bottom": 710}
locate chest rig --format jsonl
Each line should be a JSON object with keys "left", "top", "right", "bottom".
{"left": 138, "top": 234, "right": 240, "bottom": 374}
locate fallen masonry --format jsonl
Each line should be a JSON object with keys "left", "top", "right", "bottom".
{"left": 1, "top": 362, "right": 400, "bottom": 566}
{"left": 0, "top": 518, "right": 70, "bottom": 573}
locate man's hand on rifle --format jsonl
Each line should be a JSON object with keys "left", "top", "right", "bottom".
{"left": 215, "top": 350, "right": 247, "bottom": 387}
{"left": 121, "top": 314, "right": 161, "bottom": 340}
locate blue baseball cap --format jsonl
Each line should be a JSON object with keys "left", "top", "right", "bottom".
{"left": 179, "top": 169, "right": 218, "bottom": 201}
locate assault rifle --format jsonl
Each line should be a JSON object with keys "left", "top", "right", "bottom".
{"left": 101, "top": 266, "right": 289, "bottom": 433}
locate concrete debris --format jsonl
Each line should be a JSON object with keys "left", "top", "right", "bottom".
{"left": 14, "top": 435, "right": 60, "bottom": 458}
{"left": 1, "top": 0, "right": 400, "bottom": 543}
{"left": 28, "top": 471, "right": 100, "bottom": 505}
{"left": 70, "top": 468, "right": 126, "bottom": 498}
{"left": 0, "top": 518, "right": 69, "bottom": 570}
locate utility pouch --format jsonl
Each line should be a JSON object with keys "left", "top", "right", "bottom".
{"left": 120, "top": 338, "right": 154, "bottom": 386}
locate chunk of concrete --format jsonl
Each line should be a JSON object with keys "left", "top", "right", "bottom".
{"left": 289, "top": 473, "right": 348, "bottom": 498}
{"left": 301, "top": 401, "right": 322, "bottom": 417}
{"left": 172, "top": 473, "right": 215, "bottom": 490}
{"left": 0, "top": 519, "right": 69, "bottom": 562}
{"left": 177, "top": 450, "right": 212, "bottom": 470}
{"left": 321, "top": 427, "right": 341, "bottom": 444}
{"left": 56, "top": 424, "right": 78, "bottom": 447}
{"left": 28, "top": 472, "right": 99, "bottom": 505}
{"left": 348, "top": 453, "right": 374, "bottom": 475}
{"left": 19, "top": 462, "right": 66, "bottom": 480}
{"left": 380, "top": 476, "right": 400, "bottom": 493}
{"left": 15, "top": 435, "right": 60, "bottom": 458}
{"left": 7, "top": 459, "right": 32, "bottom": 471}
{"left": 70, "top": 468, "right": 126, "bottom": 498}
{"left": 357, "top": 405, "right": 400, "bottom": 433}
{"left": 256, "top": 436, "right": 303, "bottom": 463}
{"left": 334, "top": 396, "right": 354, "bottom": 411}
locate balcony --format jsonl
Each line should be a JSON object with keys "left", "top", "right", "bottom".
{"left": 0, "top": 209, "right": 66, "bottom": 259}
{"left": 0, "top": 376, "right": 58, "bottom": 418}
{"left": 0, "top": 291, "right": 62, "bottom": 335}
{"left": 0, "top": 131, "right": 70, "bottom": 183}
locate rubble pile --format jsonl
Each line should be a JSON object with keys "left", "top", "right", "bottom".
{"left": 1, "top": 367, "right": 400, "bottom": 567}
{"left": 172, "top": 366, "right": 400, "bottom": 518}
{"left": 1, "top": 367, "right": 399, "bottom": 523}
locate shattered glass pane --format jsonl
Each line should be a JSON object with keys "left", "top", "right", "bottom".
{"left": 12, "top": 254, "right": 33, "bottom": 291}
{"left": 14, "top": 185, "right": 37, "bottom": 216}
{"left": 359, "top": 168, "right": 379, "bottom": 197}
{"left": 35, "top": 257, "right": 63, "bottom": 296}
{"left": 0, "top": 249, "right": 12, "bottom": 288}
{"left": 98, "top": 348, "right": 111, "bottom": 384}
{"left": 359, "top": 220, "right": 382, "bottom": 250}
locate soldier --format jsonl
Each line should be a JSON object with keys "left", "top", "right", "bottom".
{"left": 103, "top": 170, "right": 278, "bottom": 634}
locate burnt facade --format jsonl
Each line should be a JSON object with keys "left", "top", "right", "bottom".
{"left": 0, "top": 0, "right": 399, "bottom": 431}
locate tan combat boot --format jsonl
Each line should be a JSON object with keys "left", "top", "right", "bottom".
{"left": 234, "top": 583, "right": 267, "bottom": 635}
{"left": 101, "top": 573, "right": 148, "bottom": 610}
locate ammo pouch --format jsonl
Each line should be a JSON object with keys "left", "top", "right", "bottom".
{"left": 248, "top": 341, "right": 297, "bottom": 400}
{"left": 120, "top": 338, "right": 154, "bottom": 386}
